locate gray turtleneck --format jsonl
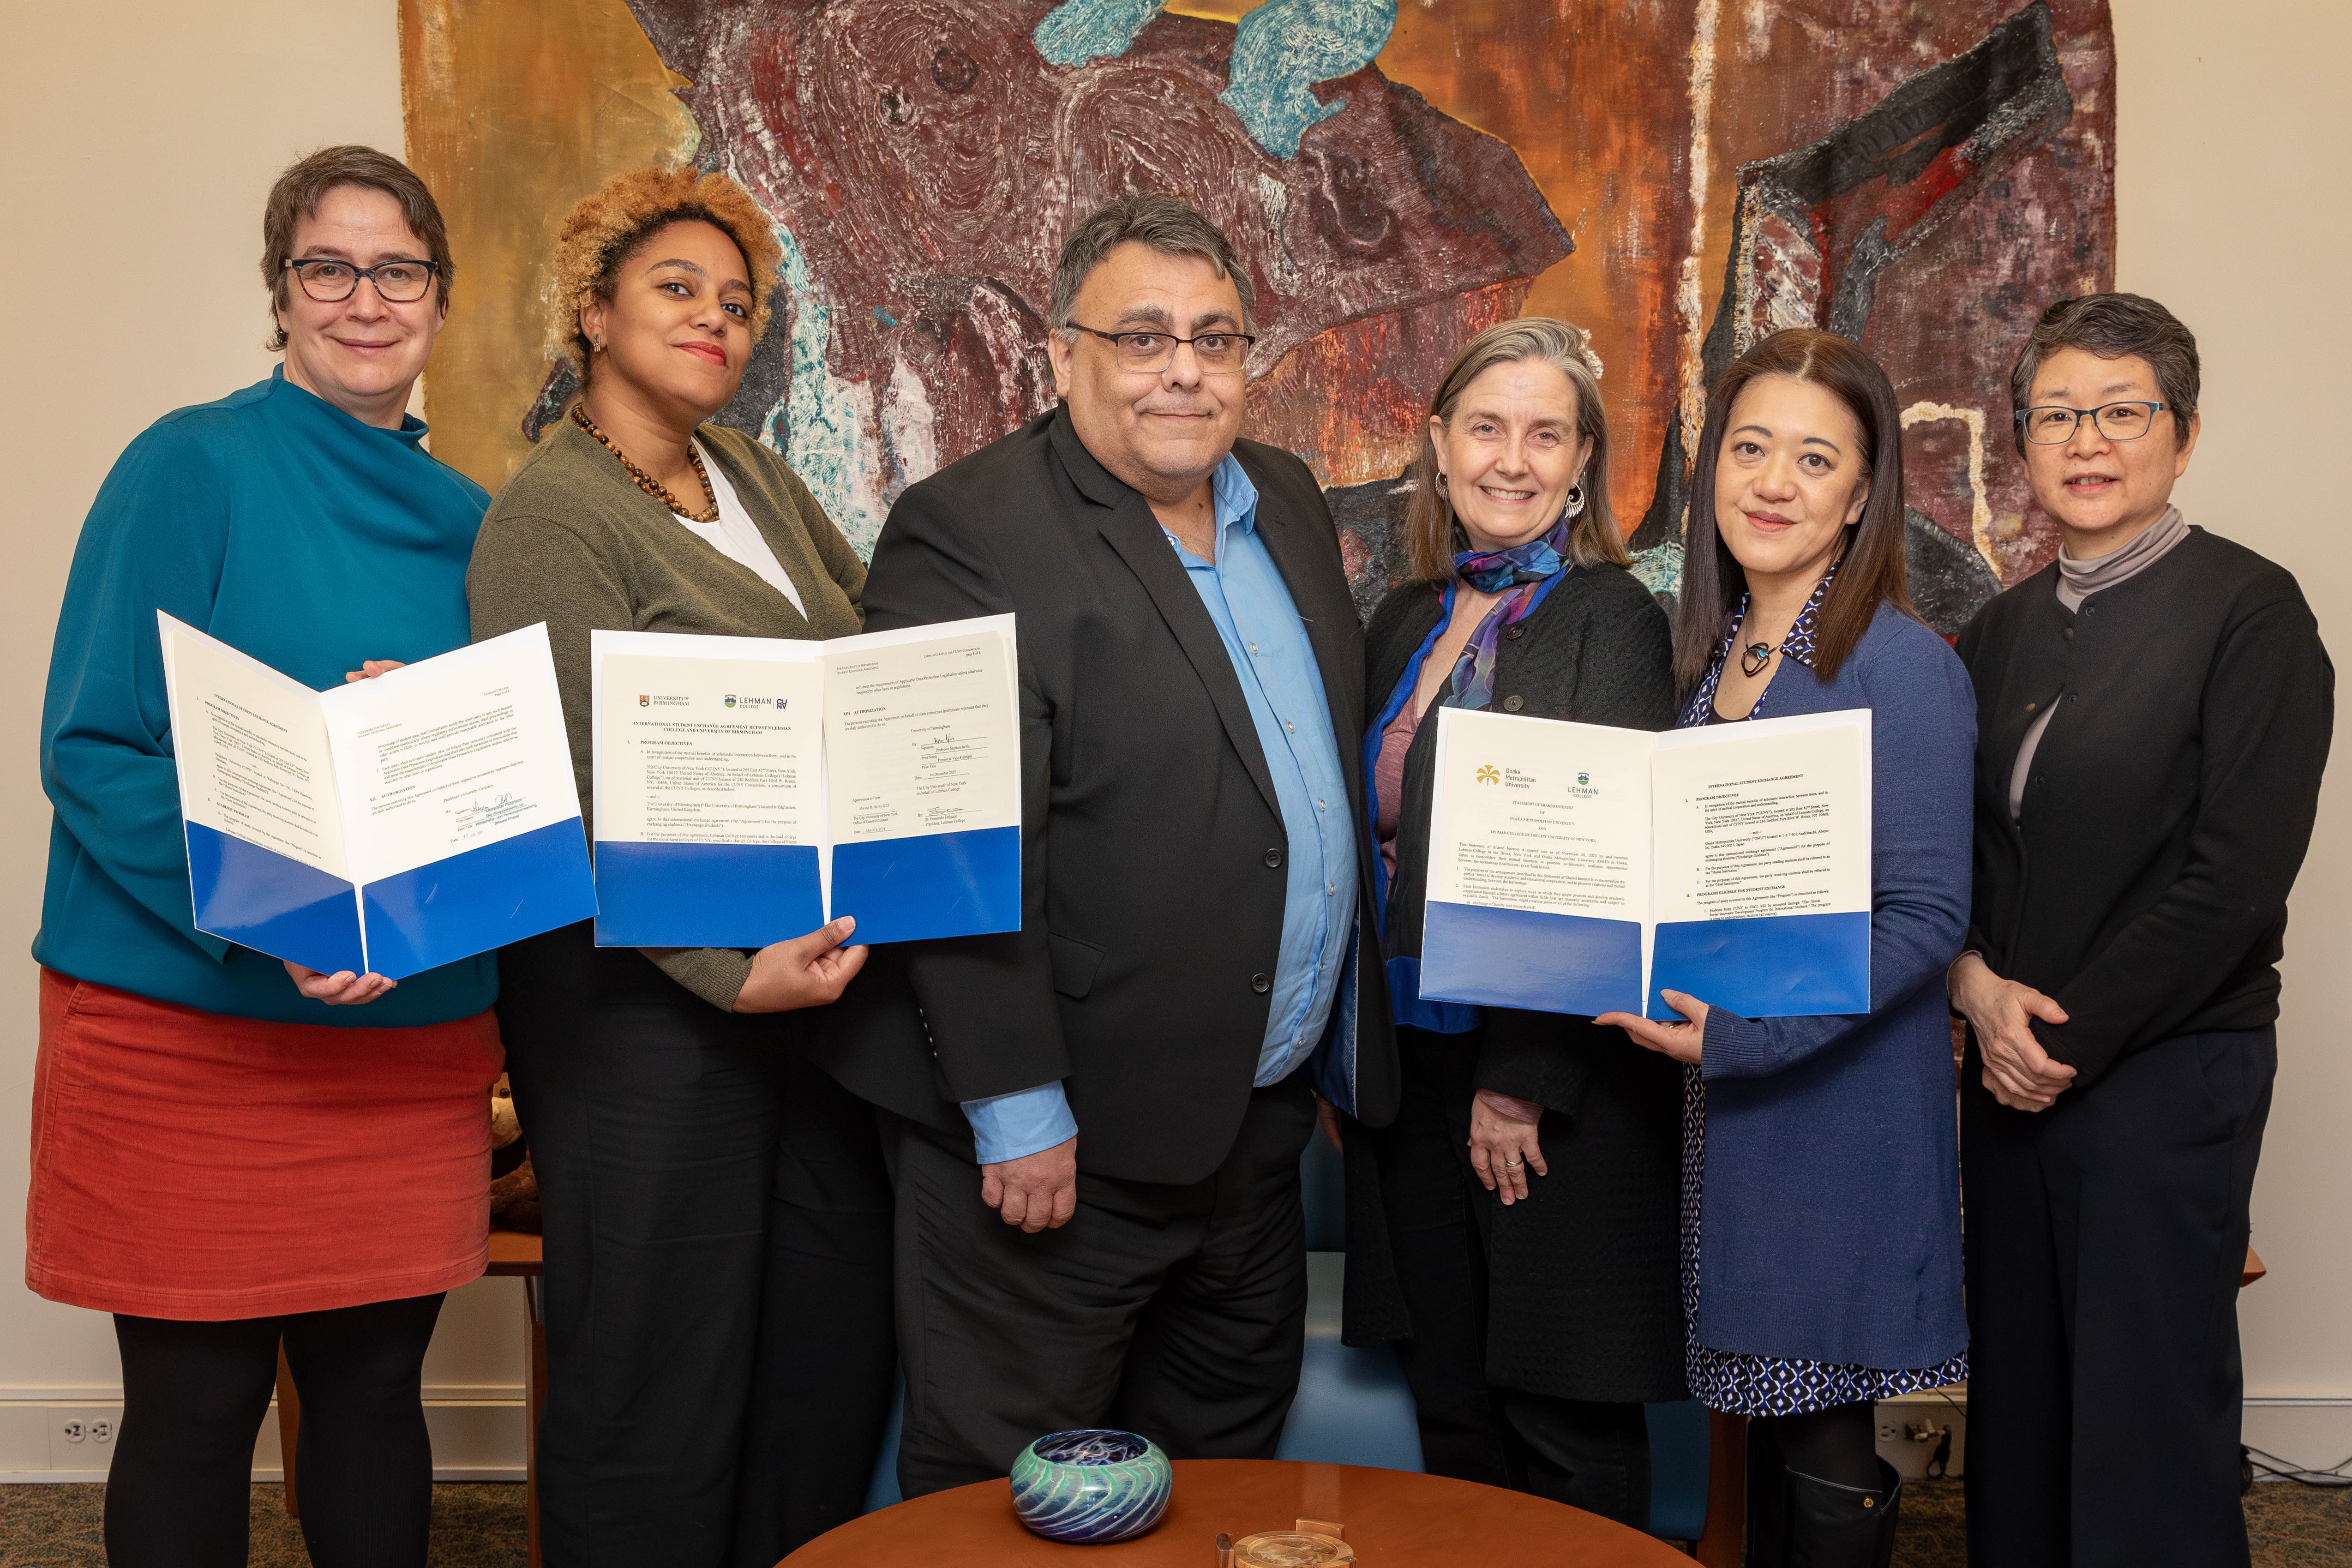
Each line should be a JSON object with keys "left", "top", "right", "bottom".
{"left": 2006, "top": 506, "right": 2191, "bottom": 820}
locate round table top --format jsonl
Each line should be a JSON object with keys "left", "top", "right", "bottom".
{"left": 780, "top": 1459, "right": 1692, "bottom": 1566}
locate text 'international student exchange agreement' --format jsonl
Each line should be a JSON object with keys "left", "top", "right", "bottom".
{"left": 1422, "top": 707, "right": 1871, "bottom": 1020}
{"left": 160, "top": 615, "right": 595, "bottom": 980}
{"left": 590, "top": 614, "right": 1021, "bottom": 950}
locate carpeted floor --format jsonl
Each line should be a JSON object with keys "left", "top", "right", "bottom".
{"left": 1, "top": 1479, "right": 2348, "bottom": 1564}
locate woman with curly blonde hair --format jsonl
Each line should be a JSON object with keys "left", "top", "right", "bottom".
{"left": 468, "top": 165, "right": 893, "bottom": 1563}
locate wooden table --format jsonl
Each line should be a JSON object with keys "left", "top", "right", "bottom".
{"left": 781, "top": 1459, "right": 1694, "bottom": 1565}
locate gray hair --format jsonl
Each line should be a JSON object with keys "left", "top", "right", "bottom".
{"left": 2010, "top": 293, "right": 2200, "bottom": 451}
{"left": 1404, "top": 316, "right": 1623, "bottom": 581}
{"left": 1048, "top": 193, "right": 1256, "bottom": 334}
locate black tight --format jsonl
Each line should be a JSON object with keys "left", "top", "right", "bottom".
{"left": 1753, "top": 1400, "right": 1881, "bottom": 1489}
{"left": 106, "top": 1293, "right": 445, "bottom": 1568}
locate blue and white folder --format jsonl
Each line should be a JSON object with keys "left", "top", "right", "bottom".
{"left": 1418, "top": 706, "right": 1872, "bottom": 1021}
{"left": 158, "top": 615, "right": 596, "bottom": 979}
{"left": 589, "top": 614, "right": 1021, "bottom": 949}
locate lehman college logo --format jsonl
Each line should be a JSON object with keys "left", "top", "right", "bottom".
{"left": 724, "top": 694, "right": 738, "bottom": 708}
{"left": 1476, "top": 765, "right": 1501, "bottom": 784}
{"left": 1578, "top": 772, "right": 1590, "bottom": 786}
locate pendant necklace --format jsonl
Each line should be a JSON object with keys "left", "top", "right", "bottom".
{"left": 1740, "top": 639, "right": 1774, "bottom": 677}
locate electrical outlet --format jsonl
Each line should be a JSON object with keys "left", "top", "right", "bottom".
{"left": 50, "top": 1407, "right": 124, "bottom": 1470}
{"left": 1877, "top": 1419, "right": 1898, "bottom": 1444}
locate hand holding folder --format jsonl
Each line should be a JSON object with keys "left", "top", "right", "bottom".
{"left": 158, "top": 615, "right": 597, "bottom": 979}
{"left": 590, "top": 613, "right": 1023, "bottom": 949}
{"left": 1419, "top": 706, "right": 1873, "bottom": 1020}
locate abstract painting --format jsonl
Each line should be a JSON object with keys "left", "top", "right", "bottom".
{"left": 402, "top": 0, "right": 2115, "bottom": 623}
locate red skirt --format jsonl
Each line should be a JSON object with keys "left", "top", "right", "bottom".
{"left": 25, "top": 968, "right": 504, "bottom": 1319}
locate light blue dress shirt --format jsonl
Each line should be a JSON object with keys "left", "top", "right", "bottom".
{"left": 960, "top": 454, "right": 1358, "bottom": 1164}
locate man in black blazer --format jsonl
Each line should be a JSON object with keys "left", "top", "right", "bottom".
{"left": 814, "top": 193, "right": 1396, "bottom": 1495}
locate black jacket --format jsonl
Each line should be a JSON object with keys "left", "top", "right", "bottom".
{"left": 1958, "top": 527, "right": 2333, "bottom": 1089}
{"left": 811, "top": 408, "right": 1397, "bottom": 1184}
{"left": 1342, "top": 564, "right": 1686, "bottom": 1401}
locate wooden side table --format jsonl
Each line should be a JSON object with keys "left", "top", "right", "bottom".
{"left": 275, "top": 1229, "right": 547, "bottom": 1568}
{"left": 782, "top": 1458, "right": 1695, "bottom": 1566}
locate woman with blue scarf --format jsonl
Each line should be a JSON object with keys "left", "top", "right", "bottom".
{"left": 1339, "top": 319, "right": 1683, "bottom": 1528}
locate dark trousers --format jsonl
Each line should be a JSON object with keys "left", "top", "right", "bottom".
{"left": 891, "top": 1075, "right": 1317, "bottom": 1496}
{"left": 107, "top": 1294, "right": 444, "bottom": 1568}
{"left": 1963, "top": 1026, "right": 2276, "bottom": 1568}
{"left": 499, "top": 923, "right": 898, "bottom": 1568}
{"left": 1366, "top": 1027, "right": 1651, "bottom": 1530}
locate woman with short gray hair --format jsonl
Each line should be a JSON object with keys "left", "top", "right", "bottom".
{"left": 1952, "top": 293, "right": 2333, "bottom": 1566}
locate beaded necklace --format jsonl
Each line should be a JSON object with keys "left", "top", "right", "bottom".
{"left": 570, "top": 402, "right": 719, "bottom": 523}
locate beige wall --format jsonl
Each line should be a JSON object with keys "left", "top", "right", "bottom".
{"left": 2114, "top": 0, "right": 2352, "bottom": 1457}
{"left": 0, "top": 0, "right": 2344, "bottom": 1476}
{"left": 0, "top": 0, "right": 521, "bottom": 1476}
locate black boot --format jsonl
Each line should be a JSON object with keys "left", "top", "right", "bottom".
{"left": 1784, "top": 1456, "right": 1902, "bottom": 1568}
{"left": 1744, "top": 1422, "right": 1791, "bottom": 1568}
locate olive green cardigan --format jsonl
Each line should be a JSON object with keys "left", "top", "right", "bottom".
{"left": 468, "top": 418, "right": 866, "bottom": 1009}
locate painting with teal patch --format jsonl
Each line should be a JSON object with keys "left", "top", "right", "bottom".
{"left": 533, "top": 0, "right": 1568, "bottom": 563}
{"left": 510, "top": 0, "right": 2101, "bottom": 645}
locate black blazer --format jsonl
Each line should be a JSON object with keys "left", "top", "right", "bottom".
{"left": 1957, "top": 527, "right": 2333, "bottom": 1089}
{"left": 812, "top": 407, "right": 1397, "bottom": 1184}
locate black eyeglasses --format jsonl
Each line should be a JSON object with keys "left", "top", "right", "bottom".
{"left": 2015, "top": 400, "right": 2169, "bottom": 445}
{"left": 1067, "top": 324, "right": 1256, "bottom": 375}
{"left": 285, "top": 258, "right": 439, "bottom": 304}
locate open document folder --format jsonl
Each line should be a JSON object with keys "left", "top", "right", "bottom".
{"left": 158, "top": 614, "right": 596, "bottom": 979}
{"left": 1419, "top": 706, "right": 1872, "bottom": 1021}
{"left": 589, "top": 613, "right": 1021, "bottom": 949}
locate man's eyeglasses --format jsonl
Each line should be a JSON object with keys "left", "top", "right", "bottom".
{"left": 1068, "top": 324, "right": 1255, "bottom": 375}
{"left": 2015, "top": 400, "right": 2169, "bottom": 445}
{"left": 285, "top": 258, "right": 439, "bottom": 304}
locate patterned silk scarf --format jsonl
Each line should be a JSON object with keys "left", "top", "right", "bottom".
{"left": 1443, "top": 516, "right": 1576, "bottom": 711}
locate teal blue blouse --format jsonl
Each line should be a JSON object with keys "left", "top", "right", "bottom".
{"left": 35, "top": 369, "right": 498, "bottom": 1027}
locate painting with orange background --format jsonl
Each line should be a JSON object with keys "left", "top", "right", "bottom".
{"left": 404, "top": 0, "right": 2112, "bottom": 628}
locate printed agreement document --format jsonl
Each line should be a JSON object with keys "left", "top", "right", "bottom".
{"left": 159, "top": 614, "right": 595, "bottom": 979}
{"left": 1420, "top": 706, "right": 1871, "bottom": 1019}
{"left": 591, "top": 613, "right": 1020, "bottom": 948}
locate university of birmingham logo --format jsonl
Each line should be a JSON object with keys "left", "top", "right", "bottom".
{"left": 638, "top": 695, "right": 649, "bottom": 707}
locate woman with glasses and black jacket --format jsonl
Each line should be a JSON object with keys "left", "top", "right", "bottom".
{"left": 1953, "top": 294, "right": 2333, "bottom": 1568}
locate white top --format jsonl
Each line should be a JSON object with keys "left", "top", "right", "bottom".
{"left": 672, "top": 440, "right": 806, "bottom": 617}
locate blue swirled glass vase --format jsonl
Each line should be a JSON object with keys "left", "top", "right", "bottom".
{"left": 1008, "top": 1429, "right": 1174, "bottom": 1543}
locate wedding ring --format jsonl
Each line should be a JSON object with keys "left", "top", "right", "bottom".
{"left": 1504, "top": 1159, "right": 1522, "bottom": 1168}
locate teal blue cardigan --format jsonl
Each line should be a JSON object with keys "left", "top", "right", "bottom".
{"left": 35, "top": 370, "right": 497, "bottom": 1027}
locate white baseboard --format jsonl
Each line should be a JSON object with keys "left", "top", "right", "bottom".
{"left": 3, "top": 1387, "right": 2344, "bottom": 1484}
{"left": 0, "top": 1386, "right": 525, "bottom": 1480}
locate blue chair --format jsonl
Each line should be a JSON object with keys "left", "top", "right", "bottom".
{"left": 861, "top": 1135, "right": 1717, "bottom": 1548}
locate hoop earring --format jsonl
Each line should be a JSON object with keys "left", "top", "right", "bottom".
{"left": 1434, "top": 471, "right": 1449, "bottom": 497}
{"left": 1563, "top": 483, "right": 1585, "bottom": 519}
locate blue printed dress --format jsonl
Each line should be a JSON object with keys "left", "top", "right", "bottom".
{"left": 1674, "top": 573, "right": 1972, "bottom": 1416}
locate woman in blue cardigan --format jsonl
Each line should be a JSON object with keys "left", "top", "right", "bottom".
{"left": 1600, "top": 329, "right": 1974, "bottom": 1566}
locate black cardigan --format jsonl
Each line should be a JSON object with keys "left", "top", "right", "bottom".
{"left": 1342, "top": 564, "right": 1686, "bottom": 1401}
{"left": 1957, "top": 527, "right": 2333, "bottom": 1089}
{"left": 1367, "top": 563, "right": 1680, "bottom": 1108}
